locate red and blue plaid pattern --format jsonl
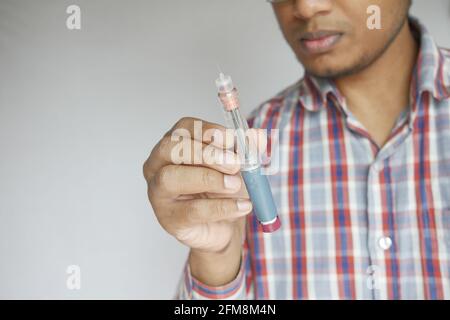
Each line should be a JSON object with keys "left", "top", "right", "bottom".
{"left": 176, "top": 18, "right": 450, "bottom": 300}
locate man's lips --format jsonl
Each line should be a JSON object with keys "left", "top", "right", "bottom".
{"left": 299, "top": 30, "right": 343, "bottom": 54}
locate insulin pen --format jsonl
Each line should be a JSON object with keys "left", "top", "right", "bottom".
{"left": 215, "top": 73, "right": 281, "bottom": 233}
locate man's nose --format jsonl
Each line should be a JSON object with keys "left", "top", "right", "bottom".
{"left": 293, "top": 0, "right": 333, "bottom": 20}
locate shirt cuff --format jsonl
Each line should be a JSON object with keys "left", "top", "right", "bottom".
{"left": 177, "top": 251, "right": 247, "bottom": 300}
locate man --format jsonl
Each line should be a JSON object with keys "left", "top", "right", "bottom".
{"left": 143, "top": 0, "right": 450, "bottom": 299}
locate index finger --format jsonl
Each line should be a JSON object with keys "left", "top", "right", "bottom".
{"left": 169, "top": 117, "right": 235, "bottom": 149}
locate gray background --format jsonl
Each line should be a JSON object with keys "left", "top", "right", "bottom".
{"left": 0, "top": 0, "right": 449, "bottom": 299}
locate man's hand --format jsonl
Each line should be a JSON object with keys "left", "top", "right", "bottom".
{"left": 143, "top": 117, "right": 252, "bottom": 286}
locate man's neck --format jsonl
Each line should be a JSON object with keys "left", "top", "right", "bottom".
{"left": 334, "top": 20, "right": 419, "bottom": 149}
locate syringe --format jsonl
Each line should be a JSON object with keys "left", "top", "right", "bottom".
{"left": 215, "top": 73, "right": 281, "bottom": 233}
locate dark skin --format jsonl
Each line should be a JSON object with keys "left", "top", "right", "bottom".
{"left": 273, "top": 0, "right": 417, "bottom": 148}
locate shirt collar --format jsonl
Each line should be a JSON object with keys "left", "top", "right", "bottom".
{"left": 297, "top": 75, "right": 342, "bottom": 112}
{"left": 297, "top": 17, "right": 450, "bottom": 112}
{"left": 410, "top": 17, "right": 450, "bottom": 101}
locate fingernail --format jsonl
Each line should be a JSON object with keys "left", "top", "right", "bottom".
{"left": 224, "top": 174, "right": 241, "bottom": 190}
{"left": 237, "top": 200, "right": 252, "bottom": 212}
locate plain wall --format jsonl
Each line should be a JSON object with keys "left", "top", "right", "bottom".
{"left": 0, "top": 0, "right": 449, "bottom": 299}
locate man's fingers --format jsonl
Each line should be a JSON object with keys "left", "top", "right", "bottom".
{"left": 143, "top": 117, "right": 272, "bottom": 183}
{"left": 169, "top": 117, "right": 234, "bottom": 149}
{"left": 143, "top": 117, "right": 236, "bottom": 181}
{"left": 149, "top": 165, "right": 242, "bottom": 197}
{"left": 144, "top": 137, "right": 240, "bottom": 181}
{"left": 174, "top": 198, "right": 253, "bottom": 224}
{"left": 162, "top": 136, "right": 240, "bottom": 173}
{"left": 205, "top": 174, "right": 249, "bottom": 199}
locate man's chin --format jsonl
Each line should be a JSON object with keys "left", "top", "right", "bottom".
{"left": 303, "top": 61, "right": 369, "bottom": 80}
{"left": 303, "top": 66, "right": 346, "bottom": 79}
{"left": 299, "top": 56, "right": 351, "bottom": 79}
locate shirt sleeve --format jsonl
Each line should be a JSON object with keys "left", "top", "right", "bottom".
{"left": 174, "top": 241, "right": 254, "bottom": 300}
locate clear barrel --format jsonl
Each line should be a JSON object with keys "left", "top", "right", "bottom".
{"left": 223, "top": 108, "right": 260, "bottom": 171}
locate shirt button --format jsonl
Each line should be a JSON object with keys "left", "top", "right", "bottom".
{"left": 378, "top": 236, "right": 392, "bottom": 250}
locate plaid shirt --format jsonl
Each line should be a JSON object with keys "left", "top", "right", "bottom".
{"left": 176, "top": 18, "right": 450, "bottom": 300}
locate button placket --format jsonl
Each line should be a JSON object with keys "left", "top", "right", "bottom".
{"left": 366, "top": 159, "right": 390, "bottom": 299}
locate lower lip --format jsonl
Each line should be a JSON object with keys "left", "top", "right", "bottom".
{"left": 300, "top": 34, "right": 342, "bottom": 54}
